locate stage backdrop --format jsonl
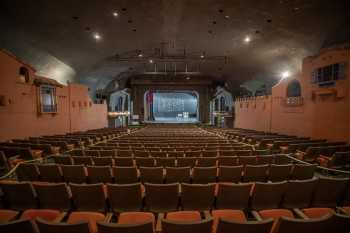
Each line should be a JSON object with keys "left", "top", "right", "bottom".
{"left": 152, "top": 92, "right": 198, "bottom": 122}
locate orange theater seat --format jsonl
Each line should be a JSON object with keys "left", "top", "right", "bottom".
{"left": 0, "top": 209, "right": 19, "bottom": 223}
{"left": 68, "top": 211, "right": 106, "bottom": 233}
{"left": 212, "top": 210, "right": 246, "bottom": 222}
{"left": 212, "top": 209, "right": 246, "bottom": 233}
{"left": 302, "top": 208, "right": 335, "bottom": 219}
{"left": 21, "top": 209, "right": 61, "bottom": 222}
{"left": 259, "top": 209, "right": 294, "bottom": 220}
{"left": 166, "top": 211, "right": 201, "bottom": 222}
{"left": 118, "top": 211, "right": 155, "bottom": 225}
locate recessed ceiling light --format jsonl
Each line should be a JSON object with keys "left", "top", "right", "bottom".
{"left": 138, "top": 54, "right": 143, "bottom": 58}
{"left": 281, "top": 71, "right": 290, "bottom": 79}
{"left": 186, "top": 76, "right": 191, "bottom": 80}
{"left": 224, "top": 15, "right": 230, "bottom": 19}
{"left": 93, "top": 32, "right": 101, "bottom": 40}
{"left": 113, "top": 12, "right": 119, "bottom": 17}
{"left": 244, "top": 36, "right": 251, "bottom": 43}
{"left": 149, "top": 59, "right": 153, "bottom": 63}
{"left": 200, "top": 54, "right": 205, "bottom": 59}
{"left": 122, "top": 8, "right": 127, "bottom": 11}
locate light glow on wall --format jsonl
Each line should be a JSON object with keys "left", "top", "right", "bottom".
{"left": 244, "top": 36, "right": 251, "bottom": 43}
{"left": 281, "top": 70, "right": 290, "bottom": 79}
{"left": 93, "top": 33, "right": 101, "bottom": 40}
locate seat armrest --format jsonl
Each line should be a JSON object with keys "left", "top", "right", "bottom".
{"left": 292, "top": 208, "right": 309, "bottom": 219}
{"left": 251, "top": 210, "right": 262, "bottom": 221}
{"left": 336, "top": 207, "right": 349, "bottom": 215}
{"left": 156, "top": 213, "right": 164, "bottom": 233}
{"left": 104, "top": 212, "right": 113, "bottom": 222}
{"left": 8, "top": 155, "right": 21, "bottom": 160}
{"left": 53, "top": 212, "right": 67, "bottom": 223}
{"left": 203, "top": 210, "right": 211, "bottom": 219}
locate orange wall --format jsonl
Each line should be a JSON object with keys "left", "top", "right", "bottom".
{"left": 235, "top": 48, "right": 350, "bottom": 143}
{"left": 235, "top": 96, "right": 272, "bottom": 132}
{"left": 0, "top": 50, "right": 108, "bottom": 141}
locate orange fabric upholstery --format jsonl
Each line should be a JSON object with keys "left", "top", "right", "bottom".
{"left": 21, "top": 209, "right": 61, "bottom": 222}
{"left": 118, "top": 212, "right": 155, "bottom": 225}
{"left": 68, "top": 211, "right": 106, "bottom": 233}
{"left": 302, "top": 208, "right": 335, "bottom": 219}
{"left": 31, "top": 181, "right": 51, "bottom": 185}
{"left": 0, "top": 209, "right": 19, "bottom": 223}
{"left": 166, "top": 211, "right": 201, "bottom": 222}
{"left": 212, "top": 210, "right": 246, "bottom": 222}
{"left": 212, "top": 209, "right": 246, "bottom": 233}
{"left": 343, "top": 206, "right": 350, "bottom": 215}
{"left": 259, "top": 209, "right": 294, "bottom": 220}
{"left": 316, "top": 156, "right": 329, "bottom": 167}
{"left": 0, "top": 180, "right": 18, "bottom": 184}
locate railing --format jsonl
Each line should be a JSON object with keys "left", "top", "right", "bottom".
{"left": 284, "top": 97, "right": 304, "bottom": 106}
{"left": 285, "top": 154, "right": 350, "bottom": 177}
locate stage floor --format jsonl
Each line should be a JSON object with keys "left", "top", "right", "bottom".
{"left": 145, "top": 117, "right": 198, "bottom": 123}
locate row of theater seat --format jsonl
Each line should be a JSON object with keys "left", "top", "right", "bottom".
{"left": 16, "top": 163, "right": 316, "bottom": 184}
{"left": 68, "top": 149, "right": 258, "bottom": 157}
{"left": 1, "top": 209, "right": 349, "bottom": 233}
{"left": 53, "top": 154, "right": 293, "bottom": 167}
{"left": 211, "top": 127, "right": 350, "bottom": 168}
{"left": 2, "top": 178, "right": 350, "bottom": 213}
{"left": 93, "top": 141, "right": 246, "bottom": 146}
{"left": 1, "top": 178, "right": 350, "bottom": 232}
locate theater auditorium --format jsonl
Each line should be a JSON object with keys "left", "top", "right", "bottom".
{"left": 0, "top": 0, "right": 350, "bottom": 232}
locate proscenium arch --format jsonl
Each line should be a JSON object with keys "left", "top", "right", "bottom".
{"left": 143, "top": 90, "right": 200, "bottom": 123}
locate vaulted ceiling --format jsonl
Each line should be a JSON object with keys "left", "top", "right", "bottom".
{"left": 1, "top": 0, "right": 350, "bottom": 94}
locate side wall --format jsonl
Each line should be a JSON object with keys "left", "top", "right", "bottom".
{"left": 234, "top": 96, "right": 272, "bottom": 132}
{"left": 0, "top": 51, "right": 107, "bottom": 141}
{"left": 235, "top": 48, "right": 350, "bottom": 143}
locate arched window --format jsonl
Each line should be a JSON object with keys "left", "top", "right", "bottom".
{"left": 115, "top": 96, "right": 123, "bottom": 111}
{"left": 220, "top": 96, "right": 226, "bottom": 111}
{"left": 19, "top": 66, "right": 30, "bottom": 83}
{"left": 287, "top": 80, "right": 302, "bottom": 97}
{"left": 214, "top": 99, "right": 219, "bottom": 111}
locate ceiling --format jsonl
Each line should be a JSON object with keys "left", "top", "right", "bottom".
{"left": 1, "top": 0, "right": 350, "bottom": 94}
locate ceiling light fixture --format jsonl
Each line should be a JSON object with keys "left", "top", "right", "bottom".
{"left": 186, "top": 76, "right": 191, "bottom": 80}
{"left": 93, "top": 32, "right": 101, "bottom": 40}
{"left": 224, "top": 15, "right": 230, "bottom": 19}
{"left": 149, "top": 59, "right": 153, "bottom": 63}
{"left": 113, "top": 12, "right": 119, "bottom": 17}
{"left": 138, "top": 53, "right": 143, "bottom": 58}
{"left": 244, "top": 36, "right": 251, "bottom": 43}
{"left": 200, "top": 53, "right": 205, "bottom": 59}
{"left": 281, "top": 71, "right": 290, "bottom": 79}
